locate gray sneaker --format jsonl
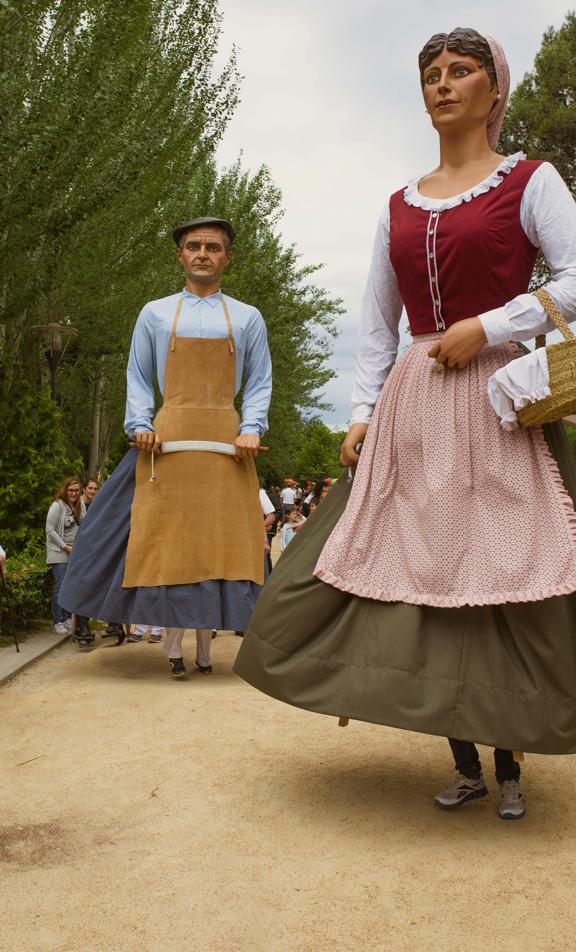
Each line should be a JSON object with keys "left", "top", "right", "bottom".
{"left": 498, "top": 780, "right": 526, "bottom": 820}
{"left": 434, "top": 772, "right": 488, "bottom": 810}
{"left": 53, "top": 622, "right": 69, "bottom": 636}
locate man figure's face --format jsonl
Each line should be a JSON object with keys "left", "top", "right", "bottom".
{"left": 176, "top": 226, "right": 231, "bottom": 287}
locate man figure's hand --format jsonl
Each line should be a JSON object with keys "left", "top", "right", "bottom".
{"left": 234, "top": 433, "right": 260, "bottom": 461}
{"left": 133, "top": 430, "right": 162, "bottom": 454}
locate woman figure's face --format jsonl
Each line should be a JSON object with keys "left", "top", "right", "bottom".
{"left": 422, "top": 47, "right": 498, "bottom": 139}
{"left": 66, "top": 483, "right": 81, "bottom": 505}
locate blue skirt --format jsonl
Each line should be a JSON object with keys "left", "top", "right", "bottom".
{"left": 59, "top": 449, "right": 262, "bottom": 630}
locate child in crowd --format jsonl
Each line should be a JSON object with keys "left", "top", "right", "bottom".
{"left": 280, "top": 509, "right": 306, "bottom": 552}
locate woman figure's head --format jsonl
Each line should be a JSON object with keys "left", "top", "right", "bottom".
{"left": 55, "top": 477, "right": 82, "bottom": 519}
{"left": 418, "top": 28, "right": 509, "bottom": 149}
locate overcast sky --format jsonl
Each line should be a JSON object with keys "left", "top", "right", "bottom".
{"left": 215, "top": 0, "right": 572, "bottom": 429}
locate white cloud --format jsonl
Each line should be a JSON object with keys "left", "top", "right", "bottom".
{"left": 216, "top": 0, "right": 572, "bottom": 429}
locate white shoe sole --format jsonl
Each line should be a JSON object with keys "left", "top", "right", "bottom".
{"left": 434, "top": 786, "right": 488, "bottom": 810}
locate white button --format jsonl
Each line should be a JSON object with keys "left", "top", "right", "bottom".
{"left": 436, "top": 300, "right": 440, "bottom": 306}
{"left": 429, "top": 230, "right": 434, "bottom": 235}
{"left": 432, "top": 212, "right": 438, "bottom": 218}
{"left": 431, "top": 277, "right": 436, "bottom": 283}
{"left": 429, "top": 253, "right": 433, "bottom": 258}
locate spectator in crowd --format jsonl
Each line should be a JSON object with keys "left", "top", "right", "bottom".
{"left": 46, "top": 478, "right": 92, "bottom": 644}
{"left": 268, "top": 485, "right": 281, "bottom": 511}
{"left": 81, "top": 478, "right": 99, "bottom": 509}
{"left": 280, "top": 481, "right": 296, "bottom": 518}
{"left": 280, "top": 509, "right": 306, "bottom": 552}
{"left": 260, "top": 488, "right": 276, "bottom": 575}
{"left": 234, "top": 489, "right": 276, "bottom": 639}
{"left": 128, "top": 624, "right": 163, "bottom": 643}
{"left": 302, "top": 479, "right": 326, "bottom": 516}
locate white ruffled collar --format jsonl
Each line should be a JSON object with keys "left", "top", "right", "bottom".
{"left": 403, "top": 152, "right": 527, "bottom": 211}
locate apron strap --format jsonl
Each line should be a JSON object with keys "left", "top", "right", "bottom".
{"left": 221, "top": 295, "right": 235, "bottom": 354}
{"left": 171, "top": 295, "right": 234, "bottom": 354}
{"left": 170, "top": 297, "right": 184, "bottom": 352}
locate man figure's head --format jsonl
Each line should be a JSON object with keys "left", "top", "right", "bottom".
{"left": 173, "top": 217, "right": 234, "bottom": 296}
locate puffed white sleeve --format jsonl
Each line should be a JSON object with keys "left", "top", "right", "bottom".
{"left": 478, "top": 163, "right": 576, "bottom": 345}
{"left": 350, "top": 204, "right": 404, "bottom": 424}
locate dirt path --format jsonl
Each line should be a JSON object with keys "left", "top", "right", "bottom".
{"left": 1, "top": 633, "right": 575, "bottom": 952}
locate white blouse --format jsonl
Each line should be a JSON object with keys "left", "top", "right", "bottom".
{"left": 350, "top": 154, "right": 576, "bottom": 425}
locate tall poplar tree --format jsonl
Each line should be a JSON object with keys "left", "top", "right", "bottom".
{"left": 0, "top": 0, "right": 342, "bottom": 543}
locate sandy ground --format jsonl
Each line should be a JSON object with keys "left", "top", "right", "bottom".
{"left": 1, "top": 632, "right": 576, "bottom": 952}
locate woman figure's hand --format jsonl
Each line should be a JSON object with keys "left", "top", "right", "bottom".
{"left": 340, "top": 423, "right": 369, "bottom": 466}
{"left": 427, "top": 317, "right": 487, "bottom": 369}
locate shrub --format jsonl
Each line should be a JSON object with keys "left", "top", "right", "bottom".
{"left": 1, "top": 542, "right": 51, "bottom": 625}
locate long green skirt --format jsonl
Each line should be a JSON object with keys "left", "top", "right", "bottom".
{"left": 235, "top": 422, "right": 576, "bottom": 755}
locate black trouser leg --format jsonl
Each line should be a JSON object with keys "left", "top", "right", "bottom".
{"left": 494, "top": 748, "right": 521, "bottom": 784}
{"left": 449, "top": 739, "right": 521, "bottom": 783}
{"left": 448, "top": 739, "right": 482, "bottom": 779}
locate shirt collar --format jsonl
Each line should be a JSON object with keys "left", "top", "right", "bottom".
{"left": 182, "top": 288, "right": 222, "bottom": 309}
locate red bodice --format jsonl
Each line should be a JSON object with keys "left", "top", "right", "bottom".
{"left": 389, "top": 160, "right": 543, "bottom": 334}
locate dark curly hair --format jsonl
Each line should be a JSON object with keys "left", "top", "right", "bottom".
{"left": 418, "top": 28, "right": 497, "bottom": 88}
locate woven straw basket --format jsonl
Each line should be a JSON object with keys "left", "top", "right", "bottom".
{"left": 517, "top": 288, "right": 576, "bottom": 427}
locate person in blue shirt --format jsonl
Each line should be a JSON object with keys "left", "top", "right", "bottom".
{"left": 61, "top": 216, "right": 272, "bottom": 677}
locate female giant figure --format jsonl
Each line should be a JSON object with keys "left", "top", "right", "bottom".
{"left": 234, "top": 28, "right": 576, "bottom": 820}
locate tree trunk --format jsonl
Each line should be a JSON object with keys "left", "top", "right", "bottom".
{"left": 88, "top": 365, "right": 104, "bottom": 478}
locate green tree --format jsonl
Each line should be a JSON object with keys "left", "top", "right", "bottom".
{"left": 500, "top": 12, "right": 576, "bottom": 290}
{"left": 293, "top": 419, "right": 345, "bottom": 484}
{"left": 0, "top": 0, "right": 240, "bottom": 463}
{"left": 0, "top": 385, "right": 80, "bottom": 548}
{"left": 500, "top": 13, "right": 576, "bottom": 191}
{"left": 0, "top": 0, "right": 343, "bottom": 548}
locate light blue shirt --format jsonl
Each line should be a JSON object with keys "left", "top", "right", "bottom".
{"left": 124, "top": 289, "right": 272, "bottom": 437}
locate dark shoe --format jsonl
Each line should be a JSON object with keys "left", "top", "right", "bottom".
{"left": 73, "top": 626, "right": 95, "bottom": 651}
{"left": 103, "top": 623, "right": 125, "bottom": 637}
{"left": 234, "top": 631, "right": 244, "bottom": 638}
{"left": 169, "top": 657, "right": 187, "bottom": 678}
{"left": 195, "top": 661, "right": 213, "bottom": 675}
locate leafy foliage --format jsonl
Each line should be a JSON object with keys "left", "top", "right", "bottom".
{"left": 292, "top": 419, "right": 346, "bottom": 484}
{"left": 0, "top": 385, "right": 81, "bottom": 549}
{"left": 500, "top": 13, "right": 576, "bottom": 191}
{"left": 1, "top": 542, "right": 52, "bottom": 626}
{"left": 500, "top": 13, "right": 576, "bottom": 287}
{"left": 0, "top": 0, "right": 342, "bottom": 515}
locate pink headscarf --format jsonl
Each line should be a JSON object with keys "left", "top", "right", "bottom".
{"left": 482, "top": 33, "right": 510, "bottom": 150}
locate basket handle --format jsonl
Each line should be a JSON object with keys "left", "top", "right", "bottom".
{"left": 533, "top": 287, "right": 575, "bottom": 349}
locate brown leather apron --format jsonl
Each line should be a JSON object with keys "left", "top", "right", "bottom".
{"left": 123, "top": 295, "right": 264, "bottom": 587}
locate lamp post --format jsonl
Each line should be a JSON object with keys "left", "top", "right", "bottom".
{"left": 34, "top": 323, "right": 77, "bottom": 402}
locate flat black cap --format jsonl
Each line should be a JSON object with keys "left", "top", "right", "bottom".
{"left": 172, "top": 216, "right": 235, "bottom": 246}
